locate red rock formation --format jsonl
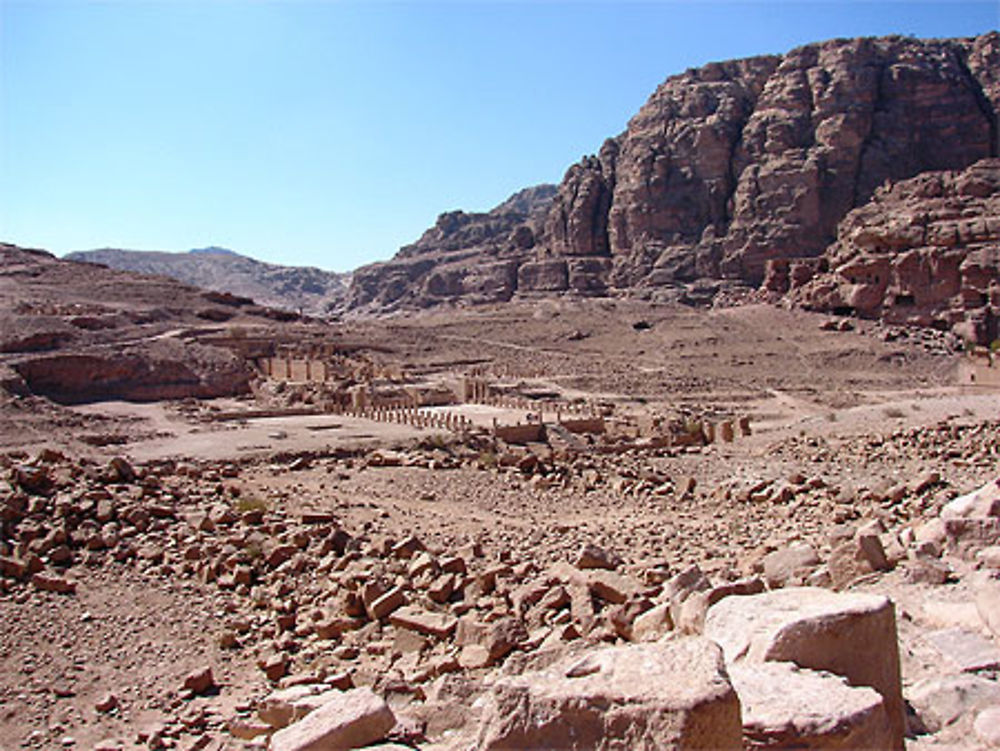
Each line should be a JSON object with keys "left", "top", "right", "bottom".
{"left": 776, "top": 158, "right": 999, "bottom": 344}
{"left": 0, "top": 243, "right": 259, "bottom": 403}
{"left": 346, "top": 32, "right": 998, "bottom": 320}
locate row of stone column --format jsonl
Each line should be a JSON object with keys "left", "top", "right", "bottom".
{"left": 702, "top": 416, "right": 752, "bottom": 443}
{"left": 260, "top": 358, "right": 332, "bottom": 383}
{"left": 329, "top": 403, "right": 473, "bottom": 432}
{"left": 466, "top": 394, "right": 599, "bottom": 417}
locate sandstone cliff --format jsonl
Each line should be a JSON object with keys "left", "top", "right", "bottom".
{"left": 346, "top": 32, "right": 999, "bottom": 332}
{"left": 347, "top": 184, "right": 555, "bottom": 311}
{"left": 770, "top": 158, "right": 999, "bottom": 344}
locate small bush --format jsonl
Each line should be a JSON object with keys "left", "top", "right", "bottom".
{"left": 883, "top": 406, "right": 906, "bottom": 419}
{"left": 234, "top": 495, "right": 268, "bottom": 514}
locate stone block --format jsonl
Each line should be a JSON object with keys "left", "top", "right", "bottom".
{"left": 269, "top": 687, "right": 395, "bottom": 751}
{"left": 704, "top": 587, "right": 904, "bottom": 749}
{"left": 475, "top": 638, "right": 742, "bottom": 750}
{"left": 730, "top": 662, "right": 893, "bottom": 749}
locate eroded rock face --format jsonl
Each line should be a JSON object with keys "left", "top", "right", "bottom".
{"left": 0, "top": 243, "right": 262, "bottom": 404}
{"left": 346, "top": 32, "right": 997, "bottom": 316}
{"left": 775, "top": 159, "right": 1000, "bottom": 344}
{"left": 347, "top": 185, "right": 556, "bottom": 311}
{"left": 12, "top": 341, "right": 252, "bottom": 404}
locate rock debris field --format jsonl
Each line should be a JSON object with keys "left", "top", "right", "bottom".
{"left": 2, "top": 370, "right": 1000, "bottom": 749}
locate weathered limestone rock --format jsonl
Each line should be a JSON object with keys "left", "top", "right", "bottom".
{"left": 475, "top": 638, "right": 742, "bottom": 750}
{"left": 730, "top": 662, "right": 894, "bottom": 749}
{"left": 704, "top": 587, "right": 904, "bottom": 749}
{"left": 269, "top": 687, "right": 395, "bottom": 751}
{"left": 907, "top": 674, "right": 1000, "bottom": 733}
{"left": 762, "top": 543, "right": 820, "bottom": 587}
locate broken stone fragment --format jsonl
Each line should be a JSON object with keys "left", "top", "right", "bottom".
{"left": 269, "top": 687, "right": 396, "bottom": 751}
{"left": 907, "top": 673, "right": 1000, "bottom": 732}
{"left": 389, "top": 607, "right": 457, "bottom": 639}
{"left": 924, "top": 627, "right": 1000, "bottom": 672}
{"left": 630, "top": 602, "right": 674, "bottom": 642}
{"left": 475, "top": 638, "right": 742, "bottom": 750}
{"left": 31, "top": 571, "right": 76, "bottom": 594}
{"left": 574, "top": 542, "right": 622, "bottom": 570}
{"left": 705, "top": 586, "right": 905, "bottom": 750}
{"left": 368, "top": 586, "right": 406, "bottom": 621}
{"left": 730, "top": 662, "right": 894, "bottom": 749}
{"left": 182, "top": 666, "right": 215, "bottom": 695}
{"left": 762, "top": 543, "right": 820, "bottom": 588}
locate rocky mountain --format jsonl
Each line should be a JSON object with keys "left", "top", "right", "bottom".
{"left": 346, "top": 32, "right": 999, "bottom": 341}
{"left": 66, "top": 247, "right": 351, "bottom": 317}
{"left": 346, "top": 184, "right": 556, "bottom": 310}
{"left": 769, "top": 158, "right": 999, "bottom": 345}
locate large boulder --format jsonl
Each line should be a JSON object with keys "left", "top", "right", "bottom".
{"left": 269, "top": 687, "right": 395, "bottom": 751}
{"left": 729, "top": 662, "right": 894, "bottom": 749}
{"left": 475, "top": 637, "right": 742, "bottom": 750}
{"left": 704, "top": 587, "right": 904, "bottom": 750}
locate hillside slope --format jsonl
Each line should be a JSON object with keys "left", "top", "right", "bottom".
{"left": 67, "top": 247, "right": 351, "bottom": 317}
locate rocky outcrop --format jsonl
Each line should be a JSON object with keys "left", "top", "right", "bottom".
{"left": 11, "top": 340, "right": 252, "bottom": 404}
{"left": 770, "top": 158, "right": 999, "bottom": 344}
{"left": 66, "top": 247, "right": 352, "bottom": 318}
{"left": 0, "top": 243, "right": 268, "bottom": 403}
{"left": 345, "top": 32, "right": 998, "bottom": 319}
{"left": 347, "top": 185, "right": 556, "bottom": 311}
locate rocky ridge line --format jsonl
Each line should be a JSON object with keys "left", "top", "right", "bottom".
{"left": 347, "top": 32, "right": 999, "bottom": 341}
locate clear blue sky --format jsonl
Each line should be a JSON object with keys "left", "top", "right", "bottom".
{"left": 1, "top": 1, "right": 996, "bottom": 272}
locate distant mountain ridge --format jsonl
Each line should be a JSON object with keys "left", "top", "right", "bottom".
{"left": 66, "top": 247, "right": 351, "bottom": 317}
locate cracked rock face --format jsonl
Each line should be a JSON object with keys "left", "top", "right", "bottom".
{"left": 777, "top": 158, "right": 1000, "bottom": 344}
{"left": 346, "top": 32, "right": 998, "bottom": 321}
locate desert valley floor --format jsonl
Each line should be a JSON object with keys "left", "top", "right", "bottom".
{"left": 2, "top": 297, "right": 1000, "bottom": 750}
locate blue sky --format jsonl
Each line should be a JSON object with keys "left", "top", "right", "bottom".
{"left": 1, "top": 1, "right": 996, "bottom": 272}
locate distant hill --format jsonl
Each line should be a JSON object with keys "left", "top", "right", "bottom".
{"left": 65, "top": 247, "right": 351, "bottom": 317}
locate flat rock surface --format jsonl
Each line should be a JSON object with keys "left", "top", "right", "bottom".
{"left": 729, "top": 662, "right": 892, "bottom": 749}
{"left": 925, "top": 628, "right": 1000, "bottom": 672}
{"left": 476, "top": 638, "right": 742, "bottom": 750}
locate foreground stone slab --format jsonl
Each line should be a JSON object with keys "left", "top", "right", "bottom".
{"left": 476, "top": 637, "right": 742, "bottom": 750}
{"left": 389, "top": 606, "right": 457, "bottom": 639}
{"left": 907, "top": 674, "right": 1000, "bottom": 732}
{"left": 704, "top": 587, "right": 904, "bottom": 750}
{"left": 269, "top": 687, "right": 395, "bottom": 751}
{"left": 924, "top": 627, "right": 1000, "bottom": 672}
{"left": 730, "top": 662, "right": 892, "bottom": 750}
